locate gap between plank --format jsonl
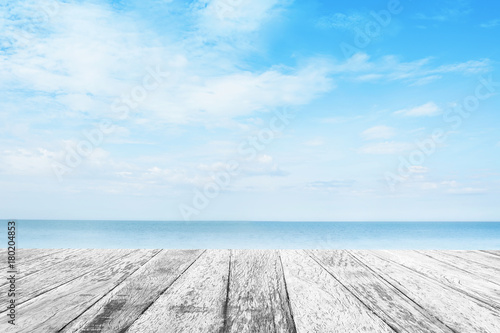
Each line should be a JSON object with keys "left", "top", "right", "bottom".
{"left": 56, "top": 249, "right": 164, "bottom": 333}
{"left": 305, "top": 250, "right": 400, "bottom": 333}
{"left": 0, "top": 249, "right": 144, "bottom": 314}
{"left": 368, "top": 251, "right": 500, "bottom": 312}
{"left": 277, "top": 251, "right": 298, "bottom": 333}
{"left": 414, "top": 251, "right": 500, "bottom": 287}
{"left": 222, "top": 250, "right": 232, "bottom": 333}
{"left": 346, "top": 251, "right": 460, "bottom": 333}
{"left": 119, "top": 249, "right": 207, "bottom": 333}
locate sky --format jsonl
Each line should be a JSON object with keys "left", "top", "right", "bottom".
{"left": 1, "top": 0, "right": 499, "bottom": 221}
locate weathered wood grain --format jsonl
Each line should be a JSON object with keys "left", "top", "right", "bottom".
{"left": 0, "top": 249, "right": 136, "bottom": 306}
{"left": 1, "top": 250, "right": 159, "bottom": 333}
{"left": 2, "top": 249, "right": 67, "bottom": 271}
{"left": 371, "top": 250, "right": 500, "bottom": 309}
{"left": 481, "top": 250, "right": 500, "bottom": 257}
{"left": 417, "top": 250, "right": 500, "bottom": 286}
{"left": 1, "top": 249, "right": 84, "bottom": 286}
{"left": 3, "top": 242, "right": 48, "bottom": 262}
{"left": 3, "top": 249, "right": 500, "bottom": 333}
{"left": 308, "top": 250, "right": 454, "bottom": 333}
{"left": 437, "top": 250, "right": 500, "bottom": 269}
{"left": 60, "top": 249, "right": 203, "bottom": 333}
{"left": 280, "top": 250, "right": 395, "bottom": 333}
{"left": 18, "top": 248, "right": 65, "bottom": 263}
{"left": 0, "top": 249, "right": 6, "bottom": 264}
{"left": 126, "top": 250, "right": 230, "bottom": 333}
{"left": 224, "top": 250, "right": 296, "bottom": 333}
{"left": 351, "top": 250, "right": 500, "bottom": 333}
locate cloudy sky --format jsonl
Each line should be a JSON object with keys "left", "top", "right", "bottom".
{"left": 1, "top": 0, "right": 500, "bottom": 221}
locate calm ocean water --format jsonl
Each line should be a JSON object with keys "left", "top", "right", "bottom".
{"left": 5, "top": 220, "right": 500, "bottom": 249}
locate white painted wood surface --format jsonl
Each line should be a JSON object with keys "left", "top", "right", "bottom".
{"left": 350, "top": 250, "right": 500, "bottom": 333}
{"left": 126, "top": 250, "right": 230, "bottom": 333}
{"left": 61, "top": 249, "right": 203, "bottom": 333}
{"left": 225, "top": 250, "right": 296, "bottom": 333}
{"left": 308, "top": 250, "right": 454, "bottom": 332}
{"left": 371, "top": 250, "right": 500, "bottom": 309}
{"left": 280, "top": 250, "right": 394, "bottom": 333}
{"left": 0, "top": 249, "right": 137, "bottom": 306}
{"left": 1, "top": 249, "right": 84, "bottom": 285}
{"left": 2, "top": 249, "right": 500, "bottom": 333}
{"left": 2, "top": 250, "right": 159, "bottom": 333}
{"left": 416, "top": 250, "right": 500, "bottom": 285}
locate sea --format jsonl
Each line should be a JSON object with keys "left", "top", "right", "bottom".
{"left": 5, "top": 220, "right": 500, "bottom": 249}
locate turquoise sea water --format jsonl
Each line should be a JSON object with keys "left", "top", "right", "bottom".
{"left": 4, "top": 220, "right": 500, "bottom": 249}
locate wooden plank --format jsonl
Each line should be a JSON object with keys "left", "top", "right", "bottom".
{"left": 2, "top": 249, "right": 66, "bottom": 270}
{"left": 280, "top": 250, "right": 394, "bottom": 333}
{"left": 437, "top": 250, "right": 500, "bottom": 269}
{"left": 0, "top": 249, "right": 10, "bottom": 268}
{"left": 2, "top": 249, "right": 73, "bottom": 282}
{"left": 371, "top": 250, "right": 500, "bottom": 309}
{"left": 417, "top": 250, "right": 500, "bottom": 286}
{"left": 1, "top": 249, "right": 84, "bottom": 286}
{"left": 309, "top": 250, "right": 454, "bottom": 333}
{"left": 224, "top": 250, "right": 296, "bottom": 333}
{"left": 126, "top": 250, "right": 230, "bottom": 333}
{"left": 2, "top": 249, "right": 500, "bottom": 332}
{"left": 59, "top": 250, "right": 203, "bottom": 333}
{"left": 351, "top": 250, "right": 500, "bottom": 333}
{"left": 1, "top": 249, "right": 159, "bottom": 333}
{"left": 0, "top": 249, "right": 137, "bottom": 306}
{"left": 18, "top": 248, "right": 66, "bottom": 262}
{"left": 480, "top": 250, "right": 500, "bottom": 257}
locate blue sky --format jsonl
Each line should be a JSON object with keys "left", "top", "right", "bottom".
{"left": 1, "top": 0, "right": 500, "bottom": 221}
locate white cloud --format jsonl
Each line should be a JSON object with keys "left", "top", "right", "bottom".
{"left": 420, "top": 182, "right": 438, "bottom": 190}
{"left": 304, "top": 138, "right": 324, "bottom": 146}
{"left": 361, "top": 125, "right": 396, "bottom": 140}
{"left": 316, "top": 12, "right": 363, "bottom": 30}
{"left": 1, "top": 0, "right": 334, "bottom": 129}
{"left": 441, "top": 180, "right": 458, "bottom": 187}
{"left": 409, "top": 166, "right": 429, "bottom": 174}
{"left": 447, "top": 187, "right": 487, "bottom": 195}
{"left": 394, "top": 102, "right": 441, "bottom": 117}
{"left": 480, "top": 19, "right": 500, "bottom": 28}
{"left": 414, "top": 2, "right": 471, "bottom": 22}
{"left": 197, "top": 154, "right": 287, "bottom": 179}
{"left": 355, "top": 74, "right": 384, "bottom": 82}
{"left": 320, "top": 115, "right": 363, "bottom": 124}
{"left": 2, "top": 1, "right": 489, "bottom": 131}
{"left": 409, "top": 75, "right": 442, "bottom": 86}
{"left": 257, "top": 154, "right": 273, "bottom": 164}
{"left": 333, "top": 53, "right": 492, "bottom": 86}
{"left": 148, "top": 61, "right": 334, "bottom": 124}
{"left": 306, "top": 180, "right": 355, "bottom": 190}
{"left": 142, "top": 166, "right": 206, "bottom": 186}
{"left": 331, "top": 53, "right": 375, "bottom": 73}
{"left": 0, "top": 148, "right": 57, "bottom": 176}
{"left": 242, "top": 153, "right": 289, "bottom": 177}
{"left": 1, "top": 2, "right": 170, "bottom": 118}
{"left": 432, "top": 60, "right": 492, "bottom": 74}
{"left": 358, "top": 141, "right": 411, "bottom": 155}
{"left": 439, "top": 180, "right": 487, "bottom": 195}
{"left": 241, "top": 163, "right": 289, "bottom": 177}
{"left": 196, "top": 0, "right": 287, "bottom": 36}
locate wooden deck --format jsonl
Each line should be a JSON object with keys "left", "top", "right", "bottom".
{"left": 2, "top": 249, "right": 500, "bottom": 332}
